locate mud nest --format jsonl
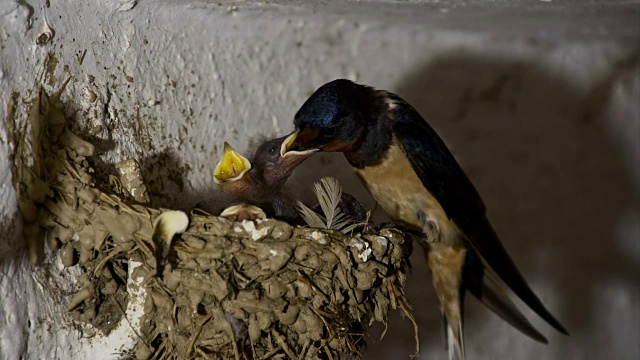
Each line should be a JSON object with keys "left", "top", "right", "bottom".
{"left": 9, "top": 87, "right": 417, "bottom": 359}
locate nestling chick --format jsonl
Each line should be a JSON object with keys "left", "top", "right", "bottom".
{"left": 213, "top": 135, "right": 315, "bottom": 221}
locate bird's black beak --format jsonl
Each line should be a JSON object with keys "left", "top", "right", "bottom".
{"left": 280, "top": 130, "right": 320, "bottom": 158}
{"left": 213, "top": 142, "right": 252, "bottom": 184}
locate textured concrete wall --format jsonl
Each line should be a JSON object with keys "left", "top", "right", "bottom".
{"left": 1, "top": 0, "right": 639, "bottom": 359}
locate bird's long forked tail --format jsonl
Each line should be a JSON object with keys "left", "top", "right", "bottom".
{"left": 464, "top": 217, "right": 569, "bottom": 335}
{"left": 427, "top": 248, "right": 467, "bottom": 360}
{"left": 463, "top": 248, "right": 549, "bottom": 343}
{"left": 445, "top": 316, "right": 466, "bottom": 360}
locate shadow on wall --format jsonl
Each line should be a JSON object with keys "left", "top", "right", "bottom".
{"left": 343, "top": 50, "right": 639, "bottom": 359}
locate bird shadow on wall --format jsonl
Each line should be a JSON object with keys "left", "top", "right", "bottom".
{"left": 349, "top": 50, "right": 640, "bottom": 359}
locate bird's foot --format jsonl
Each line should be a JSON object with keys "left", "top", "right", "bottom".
{"left": 421, "top": 220, "right": 440, "bottom": 244}
{"left": 416, "top": 210, "right": 440, "bottom": 244}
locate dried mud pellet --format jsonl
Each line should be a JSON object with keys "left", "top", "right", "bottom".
{"left": 48, "top": 233, "right": 61, "bottom": 251}
{"left": 354, "top": 269, "right": 376, "bottom": 291}
{"left": 234, "top": 253, "right": 258, "bottom": 267}
{"left": 256, "top": 311, "right": 274, "bottom": 330}
{"left": 264, "top": 280, "right": 288, "bottom": 300}
{"left": 334, "top": 268, "right": 355, "bottom": 289}
{"left": 162, "top": 270, "right": 182, "bottom": 291}
{"left": 320, "top": 251, "right": 339, "bottom": 266}
{"left": 176, "top": 307, "right": 191, "bottom": 329}
{"left": 369, "top": 235, "right": 389, "bottom": 258}
{"left": 256, "top": 243, "right": 292, "bottom": 272}
{"left": 347, "top": 289, "right": 365, "bottom": 306}
{"left": 81, "top": 307, "right": 96, "bottom": 322}
{"left": 295, "top": 279, "right": 312, "bottom": 298}
{"left": 78, "top": 226, "right": 96, "bottom": 249}
{"left": 248, "top": 314, "right": 261, "bottom": 343}
{"left": 93, "top": 229, "right": 108, "bottom": 251}
{"left": 301, "top": 254, "right": 323, "bottom": 270}
{"left": 328, "top": 337, "right": 342, "bottom": 350}
{"left": 195, "top": 257, "right": 216, "bottom": 271}
{"left": 27, "top": 177, "right": 52, "bottom": 204}
{"left": 188, "top": 289, "right": 205, "bottom": 313}
{"left": 101, "top": 267, "right": 113, "bottom": 279}
{"left": 270, "top": 223, "right": 293, "bottom": 241}
{"left": 359, "top": 259, "right": 388, "bottom": 277}
{"left": 60, "top": 130, "right": 95, "bottom": 157}
{"left": 18, "top": 198, "right": 38, "bottom": 223}
{"left": 294, "top": 244, "right": 313, "bottom": 261}
{"left": 304, "top": 307, "right": 323, "bottom": 341}
{"left": 144, "top": 293, "right": 155, "bottom": 314}
{"left": 78, "top": 243, "right": 93, "bottom": 264}
{"left": 290, "top": 313, "right": 308, "bottom": 334}
{"left": 151, "top": 290, "right": 173, "bottom": 310}
{"left": 135, "top": 343, "right": 152, "bottom": 360}
{"left": 66, "top": 287, "right": 92, "bottom": 311}
{"left": 182, "top": 235, "right": 206, "bottom": 250}
{"left": 78, "top": 273, "right": 90, "bottom": 286}
{"left": 101, "top": 280, "right": 118, "bottom": 295}
{"left": 333, "top": 288, "right": 345, "bottom": 304}
{"left": 60, "top": 241, "right": 76, "bottom": 267}
{"left": 275, "top": 305, "right": 300, "bottom": 326}
{"left": 202, "top": 217, "right": 233, "bottom": 234}
{"left": 77, "top": 187, "right": 99, "bottom": 203}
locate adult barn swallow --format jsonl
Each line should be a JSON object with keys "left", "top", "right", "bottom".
{"left": 213, "top": 136, "right": 314, "bottom": 221}
{"left": 283, "top": 79, "right": 568, "bottom": 359}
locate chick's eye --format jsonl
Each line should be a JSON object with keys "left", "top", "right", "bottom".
{"left": 268, "top": 146, "right": 276, "bottom": 154}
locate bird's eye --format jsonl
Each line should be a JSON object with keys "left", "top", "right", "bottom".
{"left": 268, "top": 146, "right": 276, "bottom": 154}
{"left": 322, "top": 126, "right": 338, "bottom": 139}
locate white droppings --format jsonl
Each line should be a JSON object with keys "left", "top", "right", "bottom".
{"left": 153, "top": 211, "right": 189, "bottom": 235}
{"left": 359, "top": 247, "right": 372, "bottom": 262}
{"left": 310, "top": 230, "right": 327, "bottom": 245}
{"left": 349, "top": 238, "right": 364, "bottom": 251}
{"left": 269, "top": 249, "right": 278, "bottom": 257}
{"left": 242, "top": 220, "right": 270, "bottom": 241}
{"left": 349, "top": 238, "right": 371, "bottom": 262}
{"left": 241, "top": 220, "right": 256, "bottom": 232}
{"left": 74, "top": 260, "right": 146, "bottom": 358}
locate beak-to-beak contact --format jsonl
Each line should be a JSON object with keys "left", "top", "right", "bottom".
{"left": 213, "top": 142, "right": 252, "bottom": 183}
{"left": 280, "top": 131, "right": 319, "bottom": 158}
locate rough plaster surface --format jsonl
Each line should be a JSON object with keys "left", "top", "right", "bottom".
{"left": 1, "top": 0, "right": 639, "bottom": 359}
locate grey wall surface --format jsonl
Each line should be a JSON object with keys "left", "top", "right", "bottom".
{"left": 1, "top": 1, "right": 638, "bottom": 359}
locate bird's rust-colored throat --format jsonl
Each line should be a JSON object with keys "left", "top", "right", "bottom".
{"left": 213, "top": 142, "right": 251, "bottom": 183}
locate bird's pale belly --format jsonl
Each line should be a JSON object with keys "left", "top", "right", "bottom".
{"left": 354, "top": 143, "right": 464, "bottom": 248}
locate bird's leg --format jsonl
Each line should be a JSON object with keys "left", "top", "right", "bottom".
{"left": 415, "top": 209, "right": 440, "bottom": 245}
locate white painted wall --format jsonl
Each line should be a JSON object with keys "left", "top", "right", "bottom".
{"left": 1, "top": 1, "right": 638, "bottom": 359}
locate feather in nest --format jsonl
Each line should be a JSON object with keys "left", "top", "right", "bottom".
{"left": 297, "top": 177, "right": 363, "bottom": 234}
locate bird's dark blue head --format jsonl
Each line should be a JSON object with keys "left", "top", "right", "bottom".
{"left": 285, "top": 79, "right": 374, "bottom": 153}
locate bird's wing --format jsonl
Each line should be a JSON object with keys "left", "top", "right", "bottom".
{"left": 462, "top": 247, "right": 548, "bottom": 343}
{"left": 391, "top": 98, "right": 567, "bottom": 334}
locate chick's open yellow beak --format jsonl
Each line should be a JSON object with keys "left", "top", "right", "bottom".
{"left": 213, "top": 142, "right": 252, "bottom": 183}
